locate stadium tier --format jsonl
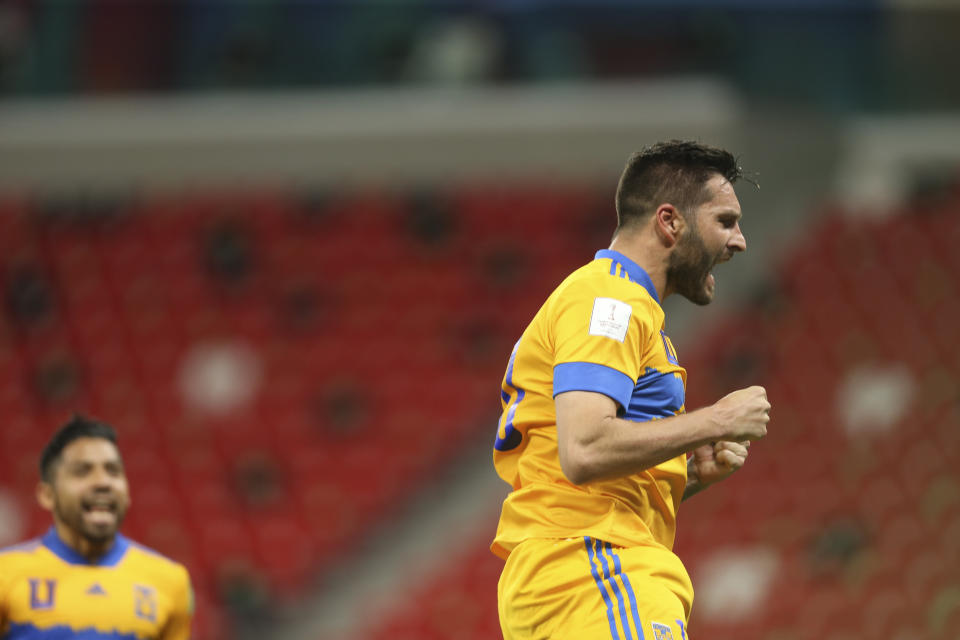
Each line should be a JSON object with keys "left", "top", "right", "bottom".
{"left": 0, "top": 184, "right": 601, "bottom": 639}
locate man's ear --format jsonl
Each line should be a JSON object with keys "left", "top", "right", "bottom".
{"left": 36, "top": 481, "right": 55, "bottom": 512}
{"left": 655, "top": 204, "right": 684, "bottom": 248}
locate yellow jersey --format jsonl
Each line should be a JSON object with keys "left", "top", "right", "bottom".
{"left": 0, "top": 527, "right": 193, "bottom": 640}
{"left": 493, "top": 249, "right": 688, "bottom": 560}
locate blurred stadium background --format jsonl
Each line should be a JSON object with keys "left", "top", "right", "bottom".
{"left": 1, "top": 1, "right": 959, "bottom": 639}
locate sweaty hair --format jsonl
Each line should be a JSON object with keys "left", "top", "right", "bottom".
{"left": 39, "top": 415, "right": 118, "bottom": 483}
{"left": 615, "top": 140, "right": 743, "bottom": 231}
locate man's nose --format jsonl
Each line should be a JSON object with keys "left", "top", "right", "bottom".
{"left": 730, "top": 225, "right": 746, "bottom": 253}
{"left": 90, "top": 468, "right": 113, "bottom": 487}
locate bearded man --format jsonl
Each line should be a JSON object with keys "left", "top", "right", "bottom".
{"left": 492, "top": 140, "right": 771, "bottom": 640}
{"left": 0, "top": 415, "right": 193, "bottom": 639}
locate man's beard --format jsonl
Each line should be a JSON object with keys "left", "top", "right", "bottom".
{"left": 55, "top": 497, "right": 125, "bottom": 545}
{"left": 666, "top": 224, "right": 716, "bottom": 306}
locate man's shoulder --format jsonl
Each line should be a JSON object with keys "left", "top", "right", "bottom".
{"left": 122, "top": 538, "right": 190, "bottom": 585}
{"left": 0, "top": 538, "right": 46, "bottom": 593}
{"left": 554, "top": 260, "right": 661, "bottom": 313}
{"left": 0, "top": 537, "right": 44, "bottom": 562}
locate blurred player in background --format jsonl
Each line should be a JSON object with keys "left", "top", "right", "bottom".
{"left": 0, "top": 416, "right": 193, "bottom": 639}
{"left": 492, "top": 140, "right": 771, "bottom": 639}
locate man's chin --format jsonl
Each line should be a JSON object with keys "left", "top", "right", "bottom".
{"left": 680, "top": 283, "right": 714, "bottom": 306}
{"left": 79, "top": 520, "right": 121, "bottom": 544}
{"left": 83, "top": 529, "right": 116, "bottom": 544}
{"left": 699, "top": 272, "right": 718, "bottom": 304}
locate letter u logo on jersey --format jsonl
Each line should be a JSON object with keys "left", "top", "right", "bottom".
{"left": 134, "top": 585, "right": 157, "bottom": 622}
{"left": 29, "top": 579, "right": 56, "bottom": 610}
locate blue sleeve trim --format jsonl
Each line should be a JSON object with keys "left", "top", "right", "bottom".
{"left": 553, "top": 362, "right": 635, "bottom": 409}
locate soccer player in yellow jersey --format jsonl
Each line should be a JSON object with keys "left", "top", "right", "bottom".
{"left": 0, "top": 416, "right": 194, "bottom": 639}
{"left": 493, "top": 141, "right": 771, "bottom": 640}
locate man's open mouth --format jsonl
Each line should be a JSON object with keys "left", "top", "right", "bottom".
{"left": 82, "top": 498, "right": 118, "bottom": 524}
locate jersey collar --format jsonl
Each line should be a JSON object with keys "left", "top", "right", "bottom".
{"left": 595, "top": 249, "right": 660, "bottom": 304}
{"left": 42, "top": 526, "right": 130, "bottom": 567}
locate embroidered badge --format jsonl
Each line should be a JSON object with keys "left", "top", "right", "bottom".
{"left": 133, "top": 585, "right": 157, "bottom": 623}
{"left": 651, "top": 622, "right": 675, "bottom": 640}
{"left": 589, "top": 297, "right": 631, "bottom": 342}
{"left": 29, "top": 579, "right": 56, "bottom": 610}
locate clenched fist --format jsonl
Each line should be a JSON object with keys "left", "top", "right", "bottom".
{"left": 690, "top": 440, "right": 751, "bottom": 488}
{"left": 711, "top": 385, "right": 770, "bottom": 442}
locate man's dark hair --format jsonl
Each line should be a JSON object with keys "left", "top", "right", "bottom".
{"left": 615, "top": 140, "right": 743, "bottom": 231}
{"left": 39, "top": 414, "right": 118, "bottom": 483}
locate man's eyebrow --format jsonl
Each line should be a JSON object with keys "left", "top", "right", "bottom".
{"left": 716, "top": 209, "right": 742, "bottom": 220}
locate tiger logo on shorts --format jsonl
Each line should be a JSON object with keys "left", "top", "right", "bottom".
{"left": 651, "top": 622, "right": 675, "bottom": 640}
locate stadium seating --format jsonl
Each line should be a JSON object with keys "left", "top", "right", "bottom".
{"left": 0, "top": 184, "right": 598, "bottom": 639}
{"left": 2, "top": 184, "right": 957, "bottom": 639}
{"left": 360, "top": 195, "right": 960, "bottom": 639}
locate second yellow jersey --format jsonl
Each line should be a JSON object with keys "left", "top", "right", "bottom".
{"left": 492, "top": 249, "right": 688, "bottom": 567}
{"left": 0, "top": 527, "right": 193, "bottom": 639}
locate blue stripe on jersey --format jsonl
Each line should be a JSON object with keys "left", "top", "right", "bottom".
{"left": 660, "top": 330, "right": 679, "bottom": 366}
{"left": 495, "top": 340, "right": 525, "bottom": 452}
{"left": 595, "top": 250, "right": 660, "bottom": 304}
{"left": 584, "top": 538, "right": 621, "bottom": 640}
{"left": 5, "top": 623, "right": 142, "bottom": 639}
{"left": 623, "top": 367, "right": 684, "bottom": 422}
{"left": 593, "top": 539, "right": 633, "bottom": 640}
{"left": 553, "top": 362, "right": 635, "bottom": 410}
{"left": 495, "top": 388, "right": 525, "bottom": 452}
{"left": 603, "top": 543, "right": 645, "bottom": 640}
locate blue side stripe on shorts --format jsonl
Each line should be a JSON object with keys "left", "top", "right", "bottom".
{"left": 594, "top": 539, "right": 633, "bottom": 640}
{"left": 604, "top": 543, "right": 645, "bottom": 640}
{"left": 584, "top": 537, "right": 621, "bottom": 640}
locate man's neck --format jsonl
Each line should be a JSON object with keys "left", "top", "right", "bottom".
{"left": 608, "top": 233, "right": 670, "bottom": 301}
{"left": 52, "top": 520, "right": 114, "bottom": 561}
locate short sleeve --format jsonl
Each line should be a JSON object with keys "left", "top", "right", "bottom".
{"left": 551, "top": 278, "right": 653, "bottom": 409}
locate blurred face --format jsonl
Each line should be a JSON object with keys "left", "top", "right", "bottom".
{"left": 667, "top": 174, "right": 746, "bottom": 305}
{"left": 39, "top": 437, "right": 130, "bottom": 547}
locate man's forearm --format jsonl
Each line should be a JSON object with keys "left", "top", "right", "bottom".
{"left": 557, "top": 394, "right": 723, "bottom": 485}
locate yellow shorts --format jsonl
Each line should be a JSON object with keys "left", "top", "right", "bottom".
{"left": 498, "top": 537, "right": 691, "bottom": 640}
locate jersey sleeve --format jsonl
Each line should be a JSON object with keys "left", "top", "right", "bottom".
{"left": 161, "top": 565, "right": 194, "bottom": 640}
{"left": 551, "top": 278, "right": 653, "bottom": 409}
